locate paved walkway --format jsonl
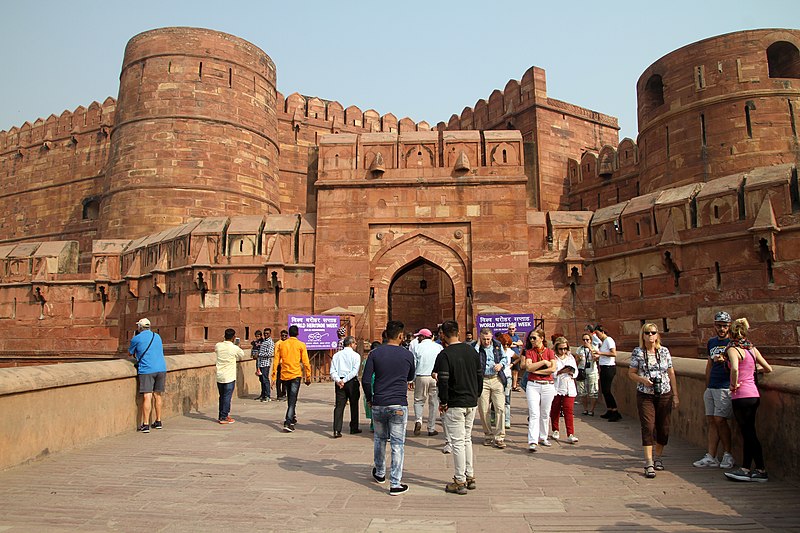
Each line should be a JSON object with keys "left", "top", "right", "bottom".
{"left": 1, "top": 384, "right": 798, "bottom": 532}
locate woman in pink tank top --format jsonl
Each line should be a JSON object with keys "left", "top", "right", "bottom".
{"left": 724, "top": 318, "right": 772, "bottom": 483}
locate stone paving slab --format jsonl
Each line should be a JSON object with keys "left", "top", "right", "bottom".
{"left": 1, "top": 384, "right": 799, "bottom": 532}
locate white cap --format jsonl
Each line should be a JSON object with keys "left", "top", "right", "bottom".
{"left": 136, "top": 318, "right": 151, "bottom": 328}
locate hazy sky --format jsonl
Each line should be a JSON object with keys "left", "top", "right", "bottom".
{"left": 1, "top": 0, "right": 798, "bottom": 140}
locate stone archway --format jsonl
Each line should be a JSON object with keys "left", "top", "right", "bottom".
{"left": 370, "top": 232, "right": 469, "bottom": 340}
{"left": 388, "top": 258, "right": 454, "bottom": 334}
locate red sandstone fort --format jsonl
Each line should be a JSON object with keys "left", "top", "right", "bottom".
{"left": 0, "top": 27, "right": 798, "bottom": 364}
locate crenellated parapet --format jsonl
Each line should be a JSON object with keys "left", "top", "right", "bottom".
{"left": 317, "top": 130, "right": 524, "bottom": 183}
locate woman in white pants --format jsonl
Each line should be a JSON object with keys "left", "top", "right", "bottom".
{"left": 520, "top": 328, "right": 557, "bottom": 452}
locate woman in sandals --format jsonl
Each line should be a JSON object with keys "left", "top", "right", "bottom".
{"left": 724, "top": 318, "right": 772, "bottom": 482}
{"left": 628, "top": 323, "right": 679, "bottom": 479}
{"left": 520, "top": 328, "right": 557, "bottom": 452}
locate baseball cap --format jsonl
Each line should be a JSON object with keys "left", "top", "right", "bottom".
{"left": 415, "top": 328, "right": 433, "bottom": 338}
{"left": 714, "top": 311, "right": 731, "bottom": 324}
{"left": 136, "top": 318, "right": 151, "bottom": 328}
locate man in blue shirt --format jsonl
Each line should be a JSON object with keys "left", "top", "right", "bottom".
{"left": 362, "top": 320, "right": 415, "bottom": 495}
{"left": 330, "top": 335, "right": 363, "bottom": 437}
{"left": 128, "top": 318, "right": 167, "bottom": 433}
{"left": 694, "top": 311, "right": 735, "bottom": 468}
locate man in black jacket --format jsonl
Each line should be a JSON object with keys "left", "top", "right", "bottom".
{"left": 436, "top": 320, "right": 482, "bottom": 495}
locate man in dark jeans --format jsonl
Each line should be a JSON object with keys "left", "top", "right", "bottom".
{"left": 362, "top": 320, "right": 415, "bottom": 496}
{"left": 271, "top": 325, "right": 311, "bottom": 432}
{"left": 216, "top": 328, "right": 244, "bottom": 424}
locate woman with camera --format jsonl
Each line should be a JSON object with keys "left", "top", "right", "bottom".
{"left": 724, "top": 317, "right": 772, "bottom": 482}
{"left": 628, "top": 323, "right": 679, "bottom": 479}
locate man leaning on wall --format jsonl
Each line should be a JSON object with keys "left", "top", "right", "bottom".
{"left": 129, "top": 318, "right": 167, "bottom": 433}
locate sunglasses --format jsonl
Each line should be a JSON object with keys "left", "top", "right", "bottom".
{"left": 557, "top": 347, "right": 570, "bottom": 352}
{"left": 644, "top": 331, "right": 658, "bottom": 336}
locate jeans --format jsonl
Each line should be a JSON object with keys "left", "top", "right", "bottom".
{"left": 283, "top": 378, "right": 302, "bottom": 425}
{"left": 258, "top": 367, "right": 271, "bottom": 399}
{"left": 551, "top": 395, "right": 576, "bottom": 435}
{"left": 526, "top": 382, "right": 555, "bottom": 444}
{"left": 372, "top": 405, "right": 408, "bottom": 488}
{"left": 504, "top": 379, "right": 512, "bottom": 428}
{"left": 217, "top": 381, "right": 235, "bottom": 420}
{"left": 443, "top": 406, "right": 477, "bottom": 482}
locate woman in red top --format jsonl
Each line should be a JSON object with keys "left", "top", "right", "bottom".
{"left": 520, "top": 328, "right": 557, "bottom": 452}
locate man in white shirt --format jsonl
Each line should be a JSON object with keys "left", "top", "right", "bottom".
{"left": 330, "top": 335, "right": 363, "bottom": 437}
{"left": 412, "top": 328, "right": 443, "bottom": 436}
{"left": 216, "top": 328, "right": 244, "bottom": 424}
{"left": 595, "top": 325, "right": 621, "bottom": 422}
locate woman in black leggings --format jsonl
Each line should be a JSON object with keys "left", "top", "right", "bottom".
{"left": 724, "top": 318, "right": 772, "bottom": 482}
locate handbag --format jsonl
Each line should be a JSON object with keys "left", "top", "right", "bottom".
{"left": 576, "top": 368, "right": 586, "bottom": 381}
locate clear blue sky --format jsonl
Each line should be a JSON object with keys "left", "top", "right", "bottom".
{"left": 2, "top": 0, "right": 798, "bottom": 140}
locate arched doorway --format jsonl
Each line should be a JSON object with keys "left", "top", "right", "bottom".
{"left": 388, "top": 259, "right": 454, "bottom": 333}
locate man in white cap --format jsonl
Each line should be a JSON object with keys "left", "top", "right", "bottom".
{"left": 412, "top": 328, "right": 443, "bottom": 436}
{"left": 128, "top": 317, "right": 167, "bottom": 433}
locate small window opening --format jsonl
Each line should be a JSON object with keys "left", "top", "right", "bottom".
{"left": 245, "top": 326, "right": 250, "bottom": 340}
{"left": 239, "top": 240, "right": 244, "bottom": 253}
{"left": 643, "top": 74, "right": 665, "bottom": 113}
{"left": 174, "top": 327, "right": 178, "bottom": 341}
{"left": 694, "top": 65, "right": 706, "bottom": 90}
{"left": 714, "top": 261, "right": 722, "bottom": 290}
{"left": 70, "top": 296, "right": 74, "bottom": 319}
{"left": 636, "top": 222, "right": 641, "bottom": 236}
{"left": 690, "top": 197, "right": 698, "bottom": 228}
{"left": 639, "top": 272, "right": 644, "bottom": 298}
{"left": 738, "top": 179, "right": 747, "bottom": 220}
{"left": 666, "top": 126, "right": 670, "bottom": 157}
{"left": 635, "top": 181, "right": 640, "bottom": 196}
{"left": 745, "top": 101, "right": 755, "bottom": 138}
{"left": 700, "top": 113, "right": 707, "bottom": 147}
{"left": 790, "top": 99, "right": 798, "bottom": 140}
{"left": 82, "top": 198, "right": 100, "bottom": 220}
{"left": 228, "top": 67, "right": 232, "bottom": 88}
{"left": 237, "top": 284, "right": 242, "bottom": 310}
{"left": 607, "top": 278, "right": 612, "bottom": 300}
{"left": 502, "top": 149, "right": 507, "bottom": 163}
{"left": 714, "top": 205, "right": 720, "bottom": 219}
{"left": 662, "top": 318, "right": 670, "bottom": 333}
{"left": 204, "top": 327, "right": 209, "bottom": 340}
{"left": 198, "top": 62, "right": 203, "bottom": 79}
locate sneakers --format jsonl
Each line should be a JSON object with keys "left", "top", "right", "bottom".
{"left": 218, "top": 417, "right": 235, "bottom": 425}
{"left": 413, "top": 421, "right": 422, "bottom": 436}
{"left": 567, "top": 434, "right": 579, "bottom": 444}
{"left": 390, "top": 484, "right": 409, "bottom": 496}
{"left": 138, "top": 424, "right": 150, "bottom": 433}
{"left": 551, "top": 430, "right": 560, "bottom": 441}
{"left": 283, "top": 422, "right": 295, "bottom": 432}
{"left": 724, "top": 467, "right": 752, "bottom": 482}
{"left": 152, "top": 421, "right": 163, "bottom": 430}
{"left": 749, "top": 470, "right": 769, "bottom": 482}
{"left": 720, "top": 452, "right": 735, "bottom": 469}
{"left": 493, "top": 439, "right": 507, "bottom": 449}
{"left": 442, "top": 442, "right": 452, "bottom": 454}
{"left": 445, "top": 478, "right": 468, "bottom": 495}
{"left": 528, "top": 443, "right": 538, "bottom": 453}
{"left": 372, "top": 467, "right": 386, "bottom": 484}
{"left": 539, "top": 438, "right": 552, "bottom": 447}
{"left": 693, "top": 453, "right": 720, "bottom": 468}
{"left": 427, "top": 430, "right": 439, "bottom": 436}
{"left": 465, "top": 476, "right": 476, "bottom": 490}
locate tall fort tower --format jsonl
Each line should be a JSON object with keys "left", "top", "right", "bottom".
{"left": 100, "top": 27, "right": 280, "bottom": 238}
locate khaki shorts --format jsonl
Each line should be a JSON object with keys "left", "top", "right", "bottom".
{"left": 703, "top": 387, "right": 732, "bottom": 418}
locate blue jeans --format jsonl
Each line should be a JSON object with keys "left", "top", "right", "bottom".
{"left": 372, "top": 405, "right": 408, "bottom": 488}
{"left": 217, "top": 381, "right": 235, "bottom": 420}
{"left": 258, "top": 367, "right": 271, "bottom": 399}
{"left": 284, "top": 378, "right": 302, "bottom": 425}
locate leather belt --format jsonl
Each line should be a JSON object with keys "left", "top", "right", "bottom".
{"left": 532, "top": 380, "right": 552, "bottom": 384}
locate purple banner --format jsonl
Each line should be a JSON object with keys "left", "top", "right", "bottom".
{"left": 288, "top": 315, "right": 341, "bottom": 350}
{"left": 476, "top": 313, "right": 535, "bottom": 335}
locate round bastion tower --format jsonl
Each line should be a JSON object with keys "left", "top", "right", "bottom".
{"left": 635, "top": 29, "right": 800, "bottom": 193}
{"left": 100, "top": 27, "right": 280, "bottom": 238}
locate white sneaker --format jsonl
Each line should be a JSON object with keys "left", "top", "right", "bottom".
{"left": 693, "top": 453, "right": 720, "bottom": 468}
{"left": 442, "top": 442, "right": 452, "bottom": 454}
{"left": 719, "top": 452, "right": 735, "bottom": 469}
{"left": 567, "top": 434, "right": 579, "bottom": 444}
{"left": 551, "top": 431, "right": 560, "bottom": 441}
{"left": 539, "top": 438, "right": 552, "bottom": 447}
{"left": 528, "top": 443, "right": 538, "bottom": 452}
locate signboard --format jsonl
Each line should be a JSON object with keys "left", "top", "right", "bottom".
{"left": 476, "top": 313, "right": 535, "bottom": 335}
{"left": 288, "top": 315, "right": 341, "bottom": 350}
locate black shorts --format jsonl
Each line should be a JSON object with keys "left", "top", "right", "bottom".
{"left": 138, "top": 372, "right": 166, "bottom": 393}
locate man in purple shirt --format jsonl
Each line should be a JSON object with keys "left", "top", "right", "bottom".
{"left": 362, "top": 320, "right": 415, "bottom": 496}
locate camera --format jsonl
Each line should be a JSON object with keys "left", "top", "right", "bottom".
{"left": 651, "top": 375, "right": 664, "bottom": 395}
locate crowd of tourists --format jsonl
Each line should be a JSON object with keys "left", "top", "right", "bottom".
{"left": 126, "top": 309, "right": 774, "bottom": 496}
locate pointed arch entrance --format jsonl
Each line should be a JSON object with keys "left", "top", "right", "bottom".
{"left": 388, "top": 258, "right": 454, "bottom": 334}
{"left": 370, "top": 231, "right": 470, "bottom": 340}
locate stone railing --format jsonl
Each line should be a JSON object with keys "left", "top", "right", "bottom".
{"left": 611, "top": 352, "right": 800, "bottom": 480}
{"left": 0, "top": 353, "right": 260, "bottom": 471}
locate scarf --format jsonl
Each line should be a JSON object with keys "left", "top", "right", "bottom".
{"left": 728, "top": 337, "right": 753, "bottom": 350}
